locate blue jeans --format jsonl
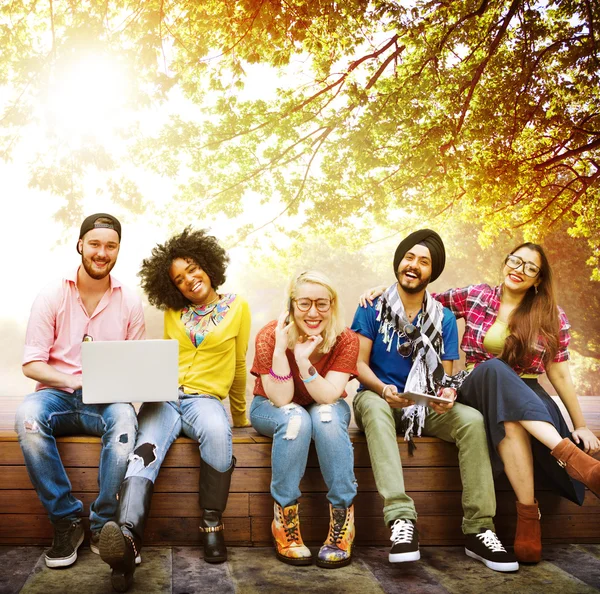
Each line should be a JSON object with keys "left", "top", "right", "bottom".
{"left": 250, "top": 396, "right": 357, "bottom": 508}
{"left": 125, "top": 392, "right": 232, "bottom": 481}
{"left": 15, "top": 389, "right": 137, "bottom": 532}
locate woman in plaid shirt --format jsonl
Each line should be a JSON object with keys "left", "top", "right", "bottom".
{"left": 362, "top": 242, "right": 600, "bottom": 564}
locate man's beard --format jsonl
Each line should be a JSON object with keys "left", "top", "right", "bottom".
{"left": 398, "top": 267, "right": 430, "bottom": 294}
{"left": 81, "top": 255, "right": 115, "bottom": 280}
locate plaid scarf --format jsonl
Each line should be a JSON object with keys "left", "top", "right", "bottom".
{"left": 376, "top": 283, "right": 466, "bottom": 449}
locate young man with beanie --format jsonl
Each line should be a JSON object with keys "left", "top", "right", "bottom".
{"left": 15, "top": 214, "right": 145, "bottom": 568}
{"left": 352, "top": 229, "right": 518, "bottom": 572}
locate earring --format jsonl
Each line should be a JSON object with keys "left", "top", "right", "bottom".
{"left": 534, "top": 285, "right": 538, "bottom": 295}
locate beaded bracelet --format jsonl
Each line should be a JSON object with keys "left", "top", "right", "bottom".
{"left": 269, "top": 368, "right": 293, "bottom": 382}
{"left": 301, "top": 370, "right": 319, "bottom": 384}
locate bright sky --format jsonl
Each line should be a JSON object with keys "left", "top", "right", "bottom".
{"left": 0, "top": 51, "right": 316, "bottom": 395}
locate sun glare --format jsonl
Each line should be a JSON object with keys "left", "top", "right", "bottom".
{"left": 44, "top": 54, "right": 130, "bottom": 143}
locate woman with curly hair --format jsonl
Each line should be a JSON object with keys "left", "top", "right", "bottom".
{"left": 250, "top": 271, "right": 359, "bottom": 569}
{"left": 99, "top": 228, "right": 250, "bottom": 592}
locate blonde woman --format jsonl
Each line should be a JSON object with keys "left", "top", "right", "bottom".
{"left": 250, "top": 271, "right": 359, "bottom": 568}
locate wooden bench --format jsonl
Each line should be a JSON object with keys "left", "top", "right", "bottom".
{"left": 2, "top": 397, "right": 600, "bottom": 547}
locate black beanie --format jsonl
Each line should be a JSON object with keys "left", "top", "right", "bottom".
{"left": 77, "top": 213, "right": 121, "bottom": 252}
{"left": 393, "top": 229, "right": 446, "bottom": 282}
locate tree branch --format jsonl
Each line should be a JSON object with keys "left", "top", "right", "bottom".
{"left": 436, "top": 0, "right": 489, "bottom": 52}
{"left": 456, "top": 0, "right": 521, "bottom": 135}
{"left": 49, "top": 0, "right": 56, "bottom": 60}
{"left": 209, "top": 126, "right": 331, "bottom": 198}
{"left": 199, "top": 35, "right": 402, "bottom": 150}
{"left": 230, "top": 127, "right": 333, "bottom": 246}
{"left": 365, "top": 45, "right": 405, "bottom": 90}
{"left": 534, "top": 137, "right": 600, "bottom": 170}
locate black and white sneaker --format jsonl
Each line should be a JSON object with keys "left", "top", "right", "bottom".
{"left": 389, "top": 519, "right": 420, "bottom": 562}
{"left": 465, "top": 530, "right": 519, "bottom": 572}
{"left": 45, "top": 518, "right": 84, "bottom": 568}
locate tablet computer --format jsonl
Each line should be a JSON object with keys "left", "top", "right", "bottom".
{"left": 399, "top": 390, "right": 453, "bottom": 407}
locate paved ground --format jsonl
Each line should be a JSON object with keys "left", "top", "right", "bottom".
{"left": 1, "top": 544, "right": 599, "bottom": 594}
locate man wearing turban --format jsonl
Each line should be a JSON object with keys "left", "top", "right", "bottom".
{"left": 351, "top": 229, "right": 518, "bottom": 573}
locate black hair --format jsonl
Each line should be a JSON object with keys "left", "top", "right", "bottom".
{"left": 139, "top": 227, "right": 229, "bottom": 310}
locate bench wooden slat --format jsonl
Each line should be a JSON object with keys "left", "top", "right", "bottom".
{"left": 3, "top": 488, "right": 596, "bottom": 520}
{"left": 2, "top": 396, "right": 599, "bottom": 546}
{"left": 2, "top": 512, "right": 599, "bottom": 546}
{"left": 0, "top": 465, "right": 569, "bottom": 494}
{"left": 0, "top": 440, "right": 462, "bottom": 468}
{"left": 0, "top": 491, "right": 250, "bottom": 518}
{"left": 249, "top": 514, "right": 600, "bottom": 546}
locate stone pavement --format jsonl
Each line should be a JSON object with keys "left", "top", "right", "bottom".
{"left": 1, "top": 545, "right": 599, "bottom": 594}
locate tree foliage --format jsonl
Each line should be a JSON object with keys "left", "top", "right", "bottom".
{"left": 1, "top": 0, "right": 599, "bottom": 275}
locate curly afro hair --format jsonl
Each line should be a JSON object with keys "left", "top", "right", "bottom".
{"left": 139, "top": 227, "right": 229, "bottom": 310}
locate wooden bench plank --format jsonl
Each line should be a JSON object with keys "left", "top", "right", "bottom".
{"left": 2, "top": 513, "right": 599, "bottom": 546}
{"left": 0, "top": 440, "right": 462, "bottom": 468}
{"left": 248, "top": 514, "right": 600, "bottom": 546}
{"left": 2, "top": 396, "right": 599, "bottom": 546}
{"left": 4, "top": 488, "right": 596, "bottom": 520}
{"left": 0, "top": 491, "right": 249, "bottom": 518}
{"left": 248, "top": 490, "right": 599, "bottom": 518}
{"left": 1, "top": 465, "right": 566, "bottom": 494}
{"left": 0, "top": 515, "right": 252, "bottom": 545}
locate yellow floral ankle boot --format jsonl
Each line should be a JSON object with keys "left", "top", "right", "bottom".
{"left": 271, "top": 501, "right": 312, "bottom": 565}
{"left": 317, "top": 504, "right": 355, "bottom": 568}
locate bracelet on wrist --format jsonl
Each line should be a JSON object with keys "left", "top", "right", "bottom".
{"left": 381, "top": 384, "right": 393, "bottom": 399}
{"left": 301, "top": 369, "right": 319, "bottom": 384}
{"left": 269, "top": 368, "right": 293, "bottom": 382}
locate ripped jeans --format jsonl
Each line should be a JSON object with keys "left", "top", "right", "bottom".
{"left": 15, "top": 388, "right": 137, "bottom": 532}
{"left": 250, "top": 396, "right": 357, "bottom": 508}
{"left": 125, "top": 392, "right": 232, "bottom": 482}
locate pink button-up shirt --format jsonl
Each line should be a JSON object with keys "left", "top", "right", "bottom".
{"left": 23, "top": 268, "right": 146, "bottom": 392}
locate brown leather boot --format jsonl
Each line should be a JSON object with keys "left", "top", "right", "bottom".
{"left": 514, "top": 500, "right": 541, "bottom": 563}
{"left": 551, "top": 437, "right": 600, "bottom": 497}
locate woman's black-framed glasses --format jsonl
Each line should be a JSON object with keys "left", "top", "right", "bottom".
{"left": 505, "top": 254, "right": 540, "bottom": 278}
{"left": 294, "top": 298, "right": 332, "bottom": 312}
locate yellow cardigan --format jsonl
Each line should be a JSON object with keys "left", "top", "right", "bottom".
{"left": 163, "top": 295, "right": 251, "bottom": 426}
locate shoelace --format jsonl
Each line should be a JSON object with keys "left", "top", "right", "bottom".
{"left": 390, "top": 519, "right": 414, "bottom": 544}
{"left": 476, "top": 530, "right": 507, "bottom": 552}
{"left": 328, "top": 509, "right": 348, "bottom": 545}
{"left": 282, "top": 510, "right": 300, "bottom": 542}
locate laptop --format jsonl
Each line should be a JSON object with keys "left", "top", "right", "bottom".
{"left": 81, "top": 339, "right": 179, "bottom": 404}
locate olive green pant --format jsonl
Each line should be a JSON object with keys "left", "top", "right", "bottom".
{"left": 353, "top": 389, "right": 496, "bottom": 534}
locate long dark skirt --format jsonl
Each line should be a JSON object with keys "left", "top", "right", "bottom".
{"left": 458, "top": 358, "right": 585, "bottom": 505}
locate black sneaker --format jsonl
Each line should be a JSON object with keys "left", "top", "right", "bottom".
{"left": 389, "top": 519, "right": 420, "bottom": 562}
{"left": 465, "top": 529, "right": 519, "bottom": 572}
{"left": 45, "top": 518, "right": 84, "bottom": 568}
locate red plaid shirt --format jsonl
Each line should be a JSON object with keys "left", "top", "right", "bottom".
{"left": 433, "top": 284, "right": 570, "bottom": 375}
